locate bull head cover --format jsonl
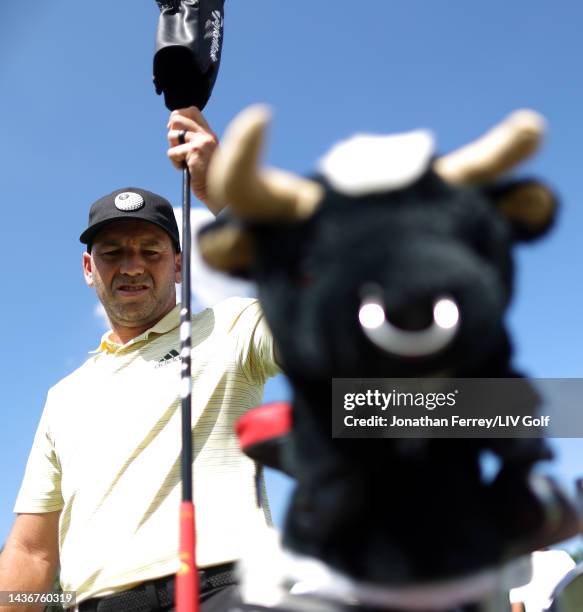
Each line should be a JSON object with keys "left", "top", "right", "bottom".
{"left": 199, "top": 108, "right": 578, "bottom": 592}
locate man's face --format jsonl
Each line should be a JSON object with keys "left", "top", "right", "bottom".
{"left": 83, "top": 219, "right": 181, "bottom": 332}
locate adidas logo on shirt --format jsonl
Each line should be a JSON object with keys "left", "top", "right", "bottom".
{"left": 155, "top": 349, "right": 181, "bottom": 368}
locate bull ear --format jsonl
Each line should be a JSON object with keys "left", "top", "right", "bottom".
{"left": 197, "top": 220, "right": 256, "bottom": 275}
{"left": 488, "top": 179, "right": 558, "bottom": 241}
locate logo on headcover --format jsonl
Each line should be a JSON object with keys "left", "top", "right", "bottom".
{"left": 209, "top": 10, "right": 223, "bottom": 62}
{"left": 114, "top": 192, "right": 145, "bottom": 212}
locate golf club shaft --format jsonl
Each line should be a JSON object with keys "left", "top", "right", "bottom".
{"left": 180, "top": 157, "right": 193, "bottom": 503}
{"left": 177, "top": 136, "right": 199, "bottom": 612}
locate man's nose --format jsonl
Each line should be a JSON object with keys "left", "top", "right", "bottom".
{"left": 119, "top": 252, "right": 146, "bottom": 276}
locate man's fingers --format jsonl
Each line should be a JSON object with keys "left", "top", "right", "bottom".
{"left": 168, "top": 120, "right": 217, "bottom": 145}
{"left": 168, "top": 129, "right": 196, "bottom": 147}
{"left": 167, "top": 127, "right": 217, "bottom": 146}
{"left": 167, "top": 142, "right": 193, "bottom": 166}
{"left": 167, "top": 115, "right": 204, "bottom": 134}
{"left": 168, "top": 107, "right": 212, "bottom": 133}
{"left": 167, "top": 137, "right": 217, "bottom": 171}
{"left": 175, "top": 106, "right": 212, "bottom": 131}
{"left": 167, "top": 133, "right": 217, "bottom": 157}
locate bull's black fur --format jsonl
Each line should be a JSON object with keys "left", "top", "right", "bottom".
{"left": 200, "top": 125, "right": 576, "bottom": 600}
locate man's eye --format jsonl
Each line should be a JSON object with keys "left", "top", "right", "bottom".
{"left": 101, "top": 250, "right": 121, "bottom": 257}
{"left": 143, "top": 250, "right": 161, "bottom": 257}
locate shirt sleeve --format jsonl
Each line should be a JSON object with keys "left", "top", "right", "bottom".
{"left": 229, "top": 298, "right": 281, "bottom": 384}
{"left": 14, "top": 391, "right": 64, "bottom": 514}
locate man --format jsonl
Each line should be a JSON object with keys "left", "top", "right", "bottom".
{"left": 0, "top": 108, "right": 279, "bottom": 611}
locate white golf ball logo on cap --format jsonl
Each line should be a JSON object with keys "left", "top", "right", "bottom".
{"left": 114, "top": 192, "right": 145, "bottom": 211}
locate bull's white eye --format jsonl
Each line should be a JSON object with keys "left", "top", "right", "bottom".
{"left": 358, "top": 303, "right": 385, "bottom": 329}
{"left": 433, "top": 298, "right": 459, "bottom": 330}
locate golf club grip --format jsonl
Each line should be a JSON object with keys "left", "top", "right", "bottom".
{"left": 177, "top": 501, "right": 199, "bottom": 612}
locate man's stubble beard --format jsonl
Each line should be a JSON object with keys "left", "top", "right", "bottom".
{"left": 95, "top": 274, "right": 176, "bottom": 329}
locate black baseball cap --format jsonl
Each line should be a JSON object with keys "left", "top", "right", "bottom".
{"left": 80, "top": 187, "right": 181, "bottom": 252}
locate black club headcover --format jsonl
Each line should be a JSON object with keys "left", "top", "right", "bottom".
{"left": 154, "top": 0, "right": 225, "bottom": 111}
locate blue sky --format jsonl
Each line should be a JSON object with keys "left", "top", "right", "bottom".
{"left": 0, "top": 1, "right": 581, "bottom": 548}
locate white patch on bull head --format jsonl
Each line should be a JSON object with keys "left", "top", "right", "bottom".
{"left": 318, "top": 130, "right": 435, "bottom": 197}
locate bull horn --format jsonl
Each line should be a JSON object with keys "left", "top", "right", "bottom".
{"left": 434, "top": 109, "right": 546, "bottom": 185}
{"left": 207, "top": 105, "right": 324, "bottom": 221}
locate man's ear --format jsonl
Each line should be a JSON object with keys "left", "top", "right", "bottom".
{"left": 174, "top": 251, "right": 182, "bottom": 284}
{"left": 83, "top": 252, "right": 94, "bottom": 287}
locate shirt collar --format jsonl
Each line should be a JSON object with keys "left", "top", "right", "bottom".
{"left": 90, "top": 304, "right": 181, "bottom": 354}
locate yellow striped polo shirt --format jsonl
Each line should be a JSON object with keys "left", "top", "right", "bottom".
{"left": 14, "top": 297, "right": 280, "bottom": 604}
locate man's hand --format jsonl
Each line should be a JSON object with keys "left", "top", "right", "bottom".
{"left": 167, "top": 106, "right": 222, "bottom": 214}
